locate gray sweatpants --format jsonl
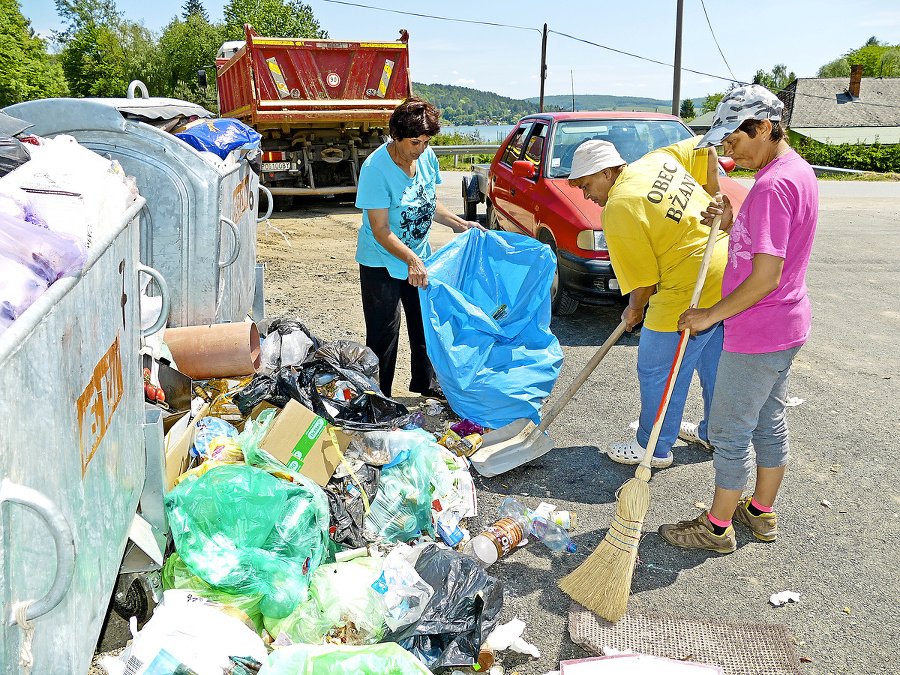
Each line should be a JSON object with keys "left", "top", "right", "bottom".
{"left": 709, "top": 346, "right": 802, "bottom": 491}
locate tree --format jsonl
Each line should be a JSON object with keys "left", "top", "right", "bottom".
{"left": 223, "top": 0, "right": 327, "bottom": 40}
{"left": 817, "top": 38, "right": 900, "bottom": 77}
{"left": 752, "top": 63, "right": 796, "bottom": 93}
{"left": 182, "top": 0, "right": 208, "bottom": 22}
{"left": 158, "top": 13, "right": 226, "bottom": 108}
{"left": 679, "top": 98, "right": 695, "bottom": 121}
{"left": 0, "top": 0, "right": 68, "bottom": 104}
{"left": 55, "top": 0, "right": 161, "bottom": 97}
{"left": 700, "top": 92, "right": 724, "bottom": 114}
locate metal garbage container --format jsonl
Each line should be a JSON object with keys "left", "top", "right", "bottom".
{"left": 0, "top": 195, "right": 169, "bottom": 673}
{"left": 5, "top": 93, "right": 272, "bottom": 328}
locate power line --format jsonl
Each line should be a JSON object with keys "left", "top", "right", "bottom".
{"left": 698, "top": 0, "right": 737, "bottom": 82}
{"left": 316, "top": 0, "right": 541, "bottom": 34}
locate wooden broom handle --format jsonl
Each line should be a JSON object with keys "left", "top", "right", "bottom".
{"left": 638, "top": 214, "right": 723, "bottom": 470}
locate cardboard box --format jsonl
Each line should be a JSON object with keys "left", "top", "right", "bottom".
{"left": 164, "top": 403, "right": 210, "bottom": 492}
{"left": 258, "top": 399, "right": 350, "bottom": 486}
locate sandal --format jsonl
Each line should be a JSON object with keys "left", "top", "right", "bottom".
{"left": 607, "top": 440, "right": 673, "bottom": 468}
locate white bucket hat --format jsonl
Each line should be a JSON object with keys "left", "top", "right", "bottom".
{"left": 696, "top": 84, "right": 784, "bottom": 148}
{"left": 568, "top": 140, "right": 626, "bottom": 180}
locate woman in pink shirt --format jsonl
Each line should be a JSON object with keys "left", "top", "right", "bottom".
{"left": 658, "top": 85, "right": 818, "bottom": 553}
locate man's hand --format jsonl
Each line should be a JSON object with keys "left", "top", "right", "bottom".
{"left": 700, "top": 193, "right": 734, "bottom": 231}
{"left": 622, "top": 304, "right": 644, "bottom": 332}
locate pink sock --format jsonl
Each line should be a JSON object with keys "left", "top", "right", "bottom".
{"left": 707, "top": 512, "right": 731, "bottom": 528}
{"left": 750, "top": 498, "right": 773, "bottom": 513}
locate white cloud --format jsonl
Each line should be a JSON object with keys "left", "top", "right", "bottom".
{"left": 451, "top": 71, "right": 460, "bottom": 75}
{"left": 454, "top": 78, "right": 476, "bottom": 86}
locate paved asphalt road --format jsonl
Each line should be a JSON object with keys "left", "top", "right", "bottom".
{"left": 434, "top": 172, "right": 900, "bottom": 674}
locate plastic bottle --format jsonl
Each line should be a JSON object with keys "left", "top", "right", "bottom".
{"left": 463, "top": 498, "right": 532, "bottom": 566}
{"left": 531, "top": 516, "right": 577, "bottom": 552}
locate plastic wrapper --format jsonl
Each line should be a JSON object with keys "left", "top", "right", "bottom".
{"left": 0, "top": 211, "right": 87, "bottom": 283}
{"left": 175, "top": 118, "right": 262, "bottom": 160}
{"left": 259, "top": 641, "right": 432, "bottom": 675}
{"left": 382, "top": 544, "right": 504, "bottom": 670}
{"left": 0, "top": 185, "right": 44, "bottom": 226}
{"left": 264, "top": 556, "right": 385, "bottom": 645}
{"left": 164, "top": 464, "right": 331, "bottom": 619}
{"left": 192, "top": 416, "right": 240, "bottom": 459}
{"left": 370, "top": 545, "right": 434, "bottom": 631}
{"left": 420, "top": 228, "right": 563, "bottom": 429}
{"left": 365, "top": 429, "right": 452, "bottom": 542}
{"left": 0, "top": 137, "right": 30, "bottom": 177}
{"left": 314, "top": 340, "right": 381, "bottom": 385}
{"left": 0, "top": 253, "right": 48, "bottom": 333}
{"left": 161, "top": 553, "right": 265, "bottom": 633}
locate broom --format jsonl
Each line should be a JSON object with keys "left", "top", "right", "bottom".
{"left": 558, "top": 213, "right": 723, "bottom": 622}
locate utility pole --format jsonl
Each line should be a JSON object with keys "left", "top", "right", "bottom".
{"left": 672, "top": 0, "right": 683, "bottom": 116}
{"left": 571, "top": 71, "right": 575, "bottom": 111}
{"left": 539, "top": 23, "right": 548, "bottom": 112}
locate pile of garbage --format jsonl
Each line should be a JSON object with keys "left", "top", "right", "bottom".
{"left": 101, "top": 313, "right": 577, "bottom": 675}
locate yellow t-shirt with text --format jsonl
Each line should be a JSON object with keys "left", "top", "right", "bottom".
{"left": 600, "top": 136, "right": 728, "bottom": 332}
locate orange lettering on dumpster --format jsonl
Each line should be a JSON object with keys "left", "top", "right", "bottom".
{"left": 232, "top": 174, "right": 250, "bottom": 220}
{"left": 77, "top": 334, "right": 124, "bottom": 476}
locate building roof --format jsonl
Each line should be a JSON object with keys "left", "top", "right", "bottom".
{"left": 688, "top": 110, "right": 715, "bottom": 133}
{"left": 780, "top": 77, "right": 900, "bottom": 129}
{"left": 790, "top": 126, "right": 900, "bottom": 145}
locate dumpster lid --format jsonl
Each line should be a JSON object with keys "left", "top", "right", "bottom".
{"left": 0, "top": 110, "right": 33, "bottom": 137}
{"left": 83, "top": 97, "right": 214, "bottom": 121}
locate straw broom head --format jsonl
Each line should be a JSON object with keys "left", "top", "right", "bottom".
{"left": 558, "top": 471, "right": 650, "bottom": 622}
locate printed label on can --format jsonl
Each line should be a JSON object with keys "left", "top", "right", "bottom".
{"left": 482, "top": 518, "right": 524, "bottom": 559}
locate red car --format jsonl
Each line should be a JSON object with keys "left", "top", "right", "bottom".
{"left": 473, "top": 112, "right": 747, "bottom": 315}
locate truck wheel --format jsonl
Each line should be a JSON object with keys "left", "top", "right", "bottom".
{"left": 542, "top": 235, "right": 579, "bottom": 316}
{"left": 486, "top": 201, "right": 501, "bottom": 231}
{"left": 274, "top": 195, "right": 295, "bottom": 212}
{"left": 461, "top": 177, "right": 478, "bottom": 222}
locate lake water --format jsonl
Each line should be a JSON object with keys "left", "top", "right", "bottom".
{"left": 438, "top": 123, "right": 516, "bottom": 144}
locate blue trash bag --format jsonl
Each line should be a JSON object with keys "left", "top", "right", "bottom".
{"left": 175, "top": 118, "right": 261, "bottom": 159}
{"left": 419, "top": 229, "right": 563, "bottom": 430}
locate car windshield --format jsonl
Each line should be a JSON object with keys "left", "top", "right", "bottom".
{"left": 546, "top": 119, "right": 694, "bottom": 178}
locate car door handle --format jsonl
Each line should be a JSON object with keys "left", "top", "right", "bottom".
{"left": 510, "top": 187, "right": 515, "bottom": 196}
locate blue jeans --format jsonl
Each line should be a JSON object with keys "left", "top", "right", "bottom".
{"left": 636, "top": 324, "right": 723, "bottom": 458}
{"left": 710, "top": 346, "right": 801, "bottom": 491}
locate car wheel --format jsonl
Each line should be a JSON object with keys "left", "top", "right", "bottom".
{"left": 542, "top": 235, "right": 579, "bottom": 316}
{"left": 486, "top": 200, "right": 501, "bottom": 231}
{"left": 461, "top": 178, "right": 478, "bottom": 222}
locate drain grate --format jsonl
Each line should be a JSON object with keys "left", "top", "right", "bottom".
{"left": 568, "top": 602, "right": 802, "bottom": 675}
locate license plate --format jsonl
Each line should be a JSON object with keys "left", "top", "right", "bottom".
{"left": 262, "top": 162, "right": 291, "bottom": 171}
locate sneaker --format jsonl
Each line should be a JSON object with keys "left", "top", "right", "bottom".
{"left": 658, "top": 512, "right": 736, "bottom": 554}
{"left": 416, "top": 385, "right": 446, "bottom": 401}
{"left": 607, "top": 440, "right": 673, "bottom": 468}
{"left": 678, "top": 421, "right": 712, "bottom": 450}
{"left": 733, "top": 496, "right": 778, "bottom": 541}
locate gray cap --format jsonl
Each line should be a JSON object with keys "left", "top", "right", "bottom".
{"left": 696, "top": 84, "right": 784, "bottom": 148}
{"left": 0, "top": 111, "right": 33, "bottom": 138}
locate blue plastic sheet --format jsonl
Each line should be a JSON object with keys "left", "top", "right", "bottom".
{"left": 419, "top": 229, "right": 563, "bottom": 429}
{"left": 175, "top": 118, "right": 261, "bottom": 159}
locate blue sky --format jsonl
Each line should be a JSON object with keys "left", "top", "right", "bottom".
{"left": 22, "top": 0, "right": 900, "bottom": 102}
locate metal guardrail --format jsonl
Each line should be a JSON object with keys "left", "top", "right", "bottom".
{"left": 431, "top": 144, "right": 501, "bottom": 156}
{"left": 812, "top": 165, "right": 864, "bottom": 176}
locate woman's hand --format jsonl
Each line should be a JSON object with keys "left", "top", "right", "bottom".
{"left": 678, "top": 307, "right": 716, "bottom": 336}
{"left": 453, "top": 219, "right": 487, "bottom": 233}
{"left": 700, "top": 193, "right": 734, "bottom": 231}
{"left": 407, "top": 254, "right": 428, "bottom": 288}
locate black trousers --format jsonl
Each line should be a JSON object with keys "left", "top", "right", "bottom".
{"left": 359, "top": 264, "right": 439, "bottom": 398}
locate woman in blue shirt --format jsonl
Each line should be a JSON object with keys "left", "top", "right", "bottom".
{"left": 355, "top": 96, "right": 483, "bottom": 398}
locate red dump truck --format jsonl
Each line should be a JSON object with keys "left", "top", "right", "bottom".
{"left": 215, "top": 24, "right": 412, "bottom": 202}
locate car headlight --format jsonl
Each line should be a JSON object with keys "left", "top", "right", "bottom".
{"left": 576, "top": 229, "right": 607, "bottom": 251}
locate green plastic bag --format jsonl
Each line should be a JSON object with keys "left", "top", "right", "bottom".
{"left": 364, "top": 428, "right": 452, "bottom": 542}
{"left": 264, "top": 557, "right": 385, "bottom": 645}
{"left": 161, "top": 553, "right": 265, "bottom": 633}
{"left": 259, "top": 642, "right": 432, "bottom": 675}
{"left": 164, "top": 464, "right": 330, "bottom": 619}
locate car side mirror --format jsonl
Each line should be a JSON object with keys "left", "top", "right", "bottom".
{"left": 198, "top": 69, "right": 208, "bottom": 89}
{"left": 512, "top": 160, "right": 537, "bottom": 179}
{"left": 718, "top": 157, "right": 736, "bottom": 173}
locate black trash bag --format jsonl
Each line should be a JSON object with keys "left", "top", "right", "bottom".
{"left": 0, "top": 137, "right": 30, "bottom": 177}
{"left": 234, "top": 361, "right": 412, "bottom": 431}
{"left": 313, "top": 340, "right": 381, "bottom": 387}
{"left": 263, "top": 316, "right": 321, "bottom": 349}
{"left": 323, "top": 454, "right": 381, "bottom": 549}
{"left": 232, "top": 372, "right": 290, "bottom": 415}
{"left": 381, "top": 544, "right": 504, "bottom": 671}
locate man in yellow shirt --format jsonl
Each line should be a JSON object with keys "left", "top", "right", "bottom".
{"left": 568, "top": 137, "right": 727, "bottom": 467}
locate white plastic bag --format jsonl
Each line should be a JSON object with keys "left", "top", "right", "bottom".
{"left": 370, "top": 544, "right": 435, "bottom": 631}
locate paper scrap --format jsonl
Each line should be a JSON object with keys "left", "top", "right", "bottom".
{"left": 770, "top": 591, "right": 801, "bottom": 606}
